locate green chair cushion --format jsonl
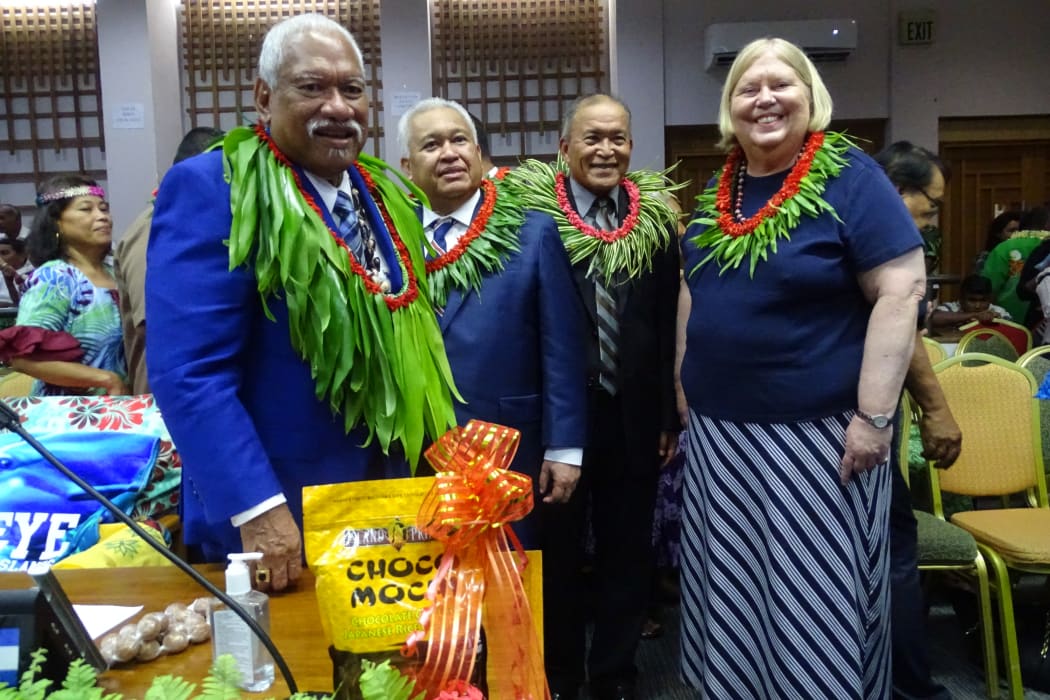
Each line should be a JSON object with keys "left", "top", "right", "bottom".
{"left": 914, "top": 510, "right": 978, "bottom": 564}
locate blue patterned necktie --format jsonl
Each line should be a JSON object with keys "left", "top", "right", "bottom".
{"left": 332, "top": 189, "right": 364, "bottom": 260}
{"left": 586, "top": 197, "right": 620, "bottom": 395}
{"left": 429, "top": 217, "right": 456, "bottom": 257}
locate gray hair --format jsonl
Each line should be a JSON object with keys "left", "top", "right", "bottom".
{"left": 560, "top": 93, "right": 632, "bottom": 140}
{"left": 257, "top": 13, "right": 364, "bottom": 87}
{"left": 397, "top": 97, "right": 478, "bottom": 160}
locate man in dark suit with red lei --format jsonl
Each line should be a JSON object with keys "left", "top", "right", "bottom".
{"left": 506, "top": 94, "right": 682, "bottom": 700}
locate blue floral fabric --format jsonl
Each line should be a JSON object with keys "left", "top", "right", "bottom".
{"left": 15, "top": 260, "right": 125, "bottom": 396}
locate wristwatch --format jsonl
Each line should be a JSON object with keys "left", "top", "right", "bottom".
{"left": 856, "top": 409, "right": 893, "bottom": 430}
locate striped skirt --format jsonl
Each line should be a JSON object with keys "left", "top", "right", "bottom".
{"left": 679, "top": 409, "right": 891, "bottom": 699}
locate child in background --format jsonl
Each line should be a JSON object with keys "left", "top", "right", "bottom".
{"left": 929, "top": 274, "right": 1011, "bottom": 333}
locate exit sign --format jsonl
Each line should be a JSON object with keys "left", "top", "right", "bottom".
{"left": 899, "top": 10, "right": 936, "bottom": 45}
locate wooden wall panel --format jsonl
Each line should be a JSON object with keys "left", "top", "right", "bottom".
{"left": 431, "top": 0, "right": 608, "bottom": 160}
{"left": 180, "top": 0, "right": 384, "bottom": 152}
{"left": 0, "top": 2, "right": 104, "bottom": 192}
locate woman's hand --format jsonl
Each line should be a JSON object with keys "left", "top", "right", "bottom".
{"left": 840, "top": 417, "right": 893, "bottom": 485}
{"left": 101, "top": 371, "right": 130, "bottom": 396}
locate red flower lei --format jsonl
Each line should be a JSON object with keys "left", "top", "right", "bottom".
{"left": 715, "top": 131, "right": 825, "bottom": 239}
{"left": 254, "top": 123, "right": 419, "bottom": 311}
{"left": 424, "top": 179, "right": 497, "bottom": 274}
{"left": 554, "top": 172, "right": 641, "bottom": 243}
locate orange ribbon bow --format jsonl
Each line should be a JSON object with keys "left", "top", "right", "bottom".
{"left": 403, "top": 421, "right": 549, "bottom": 700}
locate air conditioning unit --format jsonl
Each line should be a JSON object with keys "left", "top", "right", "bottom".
{"left": 704, "top": 19, "right": 858, "bottom": 70}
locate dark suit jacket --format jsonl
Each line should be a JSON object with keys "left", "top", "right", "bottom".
{"left": 566, "top": 183, "right": 680, "bottom": 468}
{"left": 434, "top": 208, "right": 589, "bottom": 546}
{"left": 146, "top": 150, "right": 409, "bottom": 558}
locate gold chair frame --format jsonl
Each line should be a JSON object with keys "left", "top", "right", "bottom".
{"left": 922, "top": 336, "right": 948, "bottom": 365}
{"left": 901, "top": 392, "right": 998, "bottom": 698}
{"left": 991, "top": 318, "right": 1033, "bottom": 354}
{"left": 955, "top": 327, "right": 1020, "bottom": 361}
{"left": 930, "top": 353, "right": 1050, "bottom": 699}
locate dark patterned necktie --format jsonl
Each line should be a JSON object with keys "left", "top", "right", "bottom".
{"left": 586, "top": 196, "right": 620, "bottom": 396}
{"left": 429, "top": 217, "right": 456, "bottom": 257}
{"left": 332, "top": 189, "right": 364, "bottom": 260}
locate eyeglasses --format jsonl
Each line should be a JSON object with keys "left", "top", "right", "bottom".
{"left": 918, "top": 188, "right": 943, "bottom": 211}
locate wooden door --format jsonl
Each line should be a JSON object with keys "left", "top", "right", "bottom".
{"left": 940, "top": 117, "right": 1050, "bottom": 298}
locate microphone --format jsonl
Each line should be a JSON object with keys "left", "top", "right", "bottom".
{"left": 0, "top": 398, "right": 300, "bottom": 694}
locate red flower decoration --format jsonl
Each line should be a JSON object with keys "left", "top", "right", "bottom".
{"left": 434, "top": 680, "right": 485, "bottom": 699}
{"left": 425, "top": 179, "right": 497, "bottom": 275}
{"left": 253, "top": 123, "right": 419, "bottom": 312}
{"left": 715, "top": 131, "right": 825, "bottom": 239}
{"left": 554, "top": 172, "right": 641, "bottom": 243}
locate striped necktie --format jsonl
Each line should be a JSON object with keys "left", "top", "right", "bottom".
{"left": 428, "top": 217, "right": 456, "bottom": 257}
{"left": 587, "top": 197, "right": 620, "bottom": 396}
{"left": 332, "top": 189, "right": 365, "bottom": 261}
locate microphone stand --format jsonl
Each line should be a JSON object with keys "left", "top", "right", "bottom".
{"left": 0, "top": 399, "right": 300, "bottom": 695}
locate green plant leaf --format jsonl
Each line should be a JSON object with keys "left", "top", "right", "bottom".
{"left": 358, "top": 660, "right": 424, "bottom": 700}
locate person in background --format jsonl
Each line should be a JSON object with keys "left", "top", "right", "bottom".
{"left": 0, "top": 204, "right": 30, "bottom": 240}
{"left": 115, "top": 126, "right": 224, "bottom": 395}
{"left": 0, "top": 237, "right": 33, "bottom": 307}
{"left": 974, "top": 210, "right": 1022, "bottom": 274}
{"left": 505, "top": 93, "right": 681, "bottom": 700}
{"left": 467, "top": 111, "right": 502, "bottom": 179}
{"left": 980, "top": 205, "right": 1050, "bottom": 324}
{"left": 678, "top": 39, "right": 925, "bottom": 698}
{"left": 1013, "top": 206, "right": 1050, "bottom": 334}
{"left": 146, "top": 14, "right": 457, "bottom": 590}
{"left": 0, "top": 174, "right": 127, "bottom": 396}
{"left": 929, "top": 274, "right": 1010, "bottom": 333}
{"left": 875, "top": 141, "right": 965, "bottom": 700}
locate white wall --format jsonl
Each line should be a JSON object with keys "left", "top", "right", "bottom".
{"left": 613, "top": 0, "right": 667, "bottom": 171}
{"left": 95, "top": 0, "right": 182, "bottom": 233}
{"left": 888, "top": 0, "right": 1050, "bottom": 146}
{"left": 4, "top": 0, "right": 1048, "bottom": 221}
{"left": 662, "top": 0, "right": 1050, "bottom": 151}
{"left": 378, "top": 0, "right": 432, "bottom": 164}
{"left": 662, "top": 0, "right": 893, "bottom": 128}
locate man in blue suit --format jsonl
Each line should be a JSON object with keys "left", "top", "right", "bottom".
{"left": 146, "top": 15, "right": 457, "bottom": 591}
{"left": 397, "top": 98, "right": 588, "bottom": 544}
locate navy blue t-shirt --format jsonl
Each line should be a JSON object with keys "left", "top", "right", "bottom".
{"left": 680, "top": 147, "right": 922, "bottom": 422}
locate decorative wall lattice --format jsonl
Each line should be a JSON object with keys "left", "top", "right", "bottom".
{"left": 0, "top": 1, "right": 104, "bottom": 198}
{"left": 431, "top": 0, "right": 608, "bottom": 160}
{"left": 180, "top": 0, "right": 384, "bottom": 153}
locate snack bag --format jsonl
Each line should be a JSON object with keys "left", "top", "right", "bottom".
{"left": 303, "top": 477, "right": 485, "bottom": 699}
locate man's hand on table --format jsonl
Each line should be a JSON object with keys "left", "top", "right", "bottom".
{"left": 239, "top": 504, "right": 303, "bottom": 593}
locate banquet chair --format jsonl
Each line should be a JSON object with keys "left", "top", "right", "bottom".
{"left": 955, "top": 328, "right": 1020, "bottom": 362}
{"left": 930, "top": 353, "right": 1050, "bottom": 699}
{"left": 1018, "top": 345, "right": 1050, "bottom": 486}
{"left": 900, "top": 392, "right": 998, "bottom": 697}
{"left": 922, "top": 336, "right": 948, "bottom": 365}
{"left": 991, "top": 319, "right": 1033, "bottom": 354}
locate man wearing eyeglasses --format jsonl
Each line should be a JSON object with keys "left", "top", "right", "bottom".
{"left": 875, "top": 141, "right": 960, "bottom": 700}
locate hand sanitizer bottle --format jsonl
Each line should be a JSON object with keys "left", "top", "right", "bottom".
{"left": 209, "top": 552, "right": 275, "bottom": 692}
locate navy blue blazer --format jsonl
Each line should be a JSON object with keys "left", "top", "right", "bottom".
{"left": 431, "top": 208, "right": 588, "bottom": 547}
{"left": 146, "top": 150, "right": 410, "bottom": 559}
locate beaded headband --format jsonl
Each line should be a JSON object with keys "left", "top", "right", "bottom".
{"left": 35, "top": 185, "right": 106, "bottom": 207}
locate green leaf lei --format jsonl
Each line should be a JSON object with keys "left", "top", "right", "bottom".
{"left": 502, "top": 158, "right": 683, "bottom": 283}
{"left": 424, "top": 177, "right": 524, "bottom": 308}
{"left": 689, "top": 130, "right": 854, "bottom": 277}
{"left": 222, "top": 125, "right": 460, "bottom": 470}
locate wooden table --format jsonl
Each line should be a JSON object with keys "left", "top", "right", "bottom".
{"left": 0, "top": 565, "right": 333, "bottom": 698}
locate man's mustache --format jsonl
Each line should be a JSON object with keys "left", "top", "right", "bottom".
{"left": 307, "top": 119, "right": 364, "bottom": 141}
